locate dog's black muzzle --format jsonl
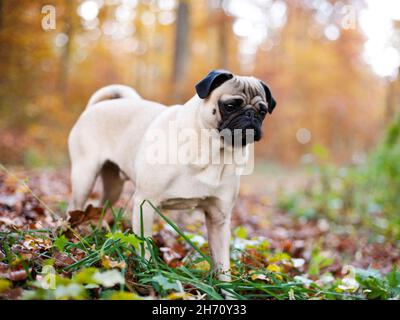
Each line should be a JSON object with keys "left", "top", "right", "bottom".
{"left": 219, "top": 109, "right": 263, "bottom": 146}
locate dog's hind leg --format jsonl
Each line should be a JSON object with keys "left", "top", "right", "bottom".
{"left": 69, "top": 161, "right": 100, "bottom": 211}
{"left": 100, "top": 161, "right": 125, "bottom": 207}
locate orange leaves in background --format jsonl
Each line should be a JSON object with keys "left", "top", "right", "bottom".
{"left": 0, "top": 1, "right": 391, "bottom": 166}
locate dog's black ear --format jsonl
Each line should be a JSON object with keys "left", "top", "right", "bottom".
{"left": 195, "top": 70, "right": 234, "bottom": 99}
{"left": 260, "top": 81, "right": 277, "bottom": 114}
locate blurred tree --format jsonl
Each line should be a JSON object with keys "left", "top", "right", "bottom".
{"left": 0, "top": 0, "right": 3, "bottom": 29}
{"left": 213, "top": 0, "right": 228, "bottom": 69}
{"left": 0, "top": 0, "right": 58, "bottom": 164}
{"left": 57, "top": 0, "right": 75, "bottom": 103}
{"left": 0, "top": 0, "right": 391, "bottom": 166}
{"left": 257, "top": 1, "right": 384, "bottom": 164}
{"left": 172, "top": 0, "right": 190, "bottom": 100}
{"left": 385, "top": 21, "right": 400, "bottom": 124}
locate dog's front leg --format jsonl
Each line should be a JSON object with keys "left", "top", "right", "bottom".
{"left": 205, "top": 206, "right": 232, "bottom": 282}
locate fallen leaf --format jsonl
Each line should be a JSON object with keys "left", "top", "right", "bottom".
{"left": 107, "top": 291, "right": 141, "bottom": 300}
{"left": 160, "top": 247, "right": 182, "bottom": 266}
{"left": 292, "top": 258, "right": 305, "bottom": 268}
{"left": 101, "top": 255, "right": 127, "bottom": 269}
{"left": 23, "top": 235, "right": 52, "bottom": 251}
{"left": 53, "top": 251, "right": 75, "bottom": 268}
{"left": 249, "top": 271, "right": 271, "bottom": 282}
{"left": 8, "top": 268, "right": 29, "bottom": 281}
{"left": 166, "top": 292, "right": 194, "bottom": 300}
{"left": 92, "top": 270, "right": 125, "bottom": 288}
{"left": 0, "top": 279, "right": 11, "bottom": 293}
{"left": 152, "top": 274, "right": 180, "bottom": 292}
{"left": 190, "top": 260, "right": 211, "bottom": 272}
{"left": 68, "top": 205, "right": 109, "bottom": 228}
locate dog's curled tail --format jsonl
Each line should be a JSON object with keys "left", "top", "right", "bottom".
{"left": 86, "top": 84, "right": 141, "bottom": 108}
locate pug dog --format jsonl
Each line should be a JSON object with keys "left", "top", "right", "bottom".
{"left": 68, "top": 70, "right": 276, "bottom": 282}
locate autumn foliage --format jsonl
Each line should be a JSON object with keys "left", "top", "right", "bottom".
{"left": 0, "top": 0, "right": 391, "bottom": 166}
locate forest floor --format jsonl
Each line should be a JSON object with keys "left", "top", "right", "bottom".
{"left": 0, "top": 165, "right": 399, "bottom": 300}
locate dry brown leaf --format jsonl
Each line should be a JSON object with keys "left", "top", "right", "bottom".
{"left": 53, "top": 251, "right": 75, "bottom": 268}
{"left": 0, "top": 263, "right": 30, "bottom": 282}
{"left": 101, "top": 255, "right": 127, "bottom": 269}
{"left": 22, "top": 234, "right": 52, "bottom": 251}
{"left": 159, "top": 247, "right": 182, "bottom": 266}
{"left": 68, "top": 204, "right": 104, "bottom": 227}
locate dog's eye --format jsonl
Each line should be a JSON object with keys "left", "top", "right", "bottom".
{"left": 219, "top": 99, "right": 243, "bottom": 114}
{"left": 225, "top": 103, "right": 236, "bottom": 112}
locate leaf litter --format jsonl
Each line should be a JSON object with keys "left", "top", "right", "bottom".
{"left": 0, "top": 168, "right": 399, "bottom": 300}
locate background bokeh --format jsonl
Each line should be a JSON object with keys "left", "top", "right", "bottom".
{"left": 1, "top": 1, "right": 400, "bottom": 300}
{"left": 0, "top": 0, "right": 399, "bottom": 166}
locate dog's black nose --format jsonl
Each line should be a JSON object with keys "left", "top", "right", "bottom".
{"left": 245, "top": 110, "right": 254, "bottom": 119}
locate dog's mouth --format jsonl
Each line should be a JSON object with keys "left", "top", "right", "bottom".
{"left": 218, "top": 114, "right": 263, "bottom": 147}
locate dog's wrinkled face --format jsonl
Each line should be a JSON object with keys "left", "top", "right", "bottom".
{"left": 195, "top": 70, "right": 277, "bottom": 147}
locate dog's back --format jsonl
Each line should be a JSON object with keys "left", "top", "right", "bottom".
{"left": 68, "top": 85, "right": 166, "bottom": 210}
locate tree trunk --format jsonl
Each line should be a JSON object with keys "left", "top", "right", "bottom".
{"left": 172, "top": 0, "right": 189, "bottom": 99}
{"left": 216, "top": 1, "right": 227, "bottom": 69}
{"left": 0, "top": 0, "right": 3, "bottom": 29}
{"left": 385, "top": 70, "right": 400, "bottom": 125}
{"left": 58, "top": 0, "right": 73, "bottom": 104}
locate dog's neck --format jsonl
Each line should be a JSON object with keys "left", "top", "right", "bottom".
{"left": 182, "top": 95, "right": 216, "bottom": 131}
{"left": 181, "top": 95, "right": 211, "bottom": 129}
{"left": 178, "top": 95, "right": 250, "bottom": 174}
